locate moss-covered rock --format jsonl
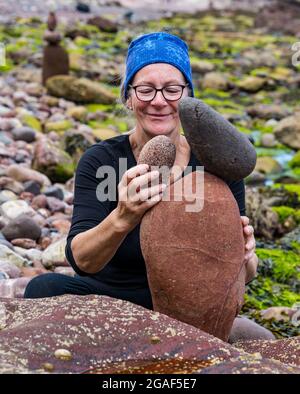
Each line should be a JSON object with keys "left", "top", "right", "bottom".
{"left": 63, "top": 130, "right": 95, "bottom": 165}
{"left": 66, "top": 106, "right": 88, "bottom": 121}
{"left": 201, "top": 72, "right": 229, "bottom": 91}
{"left": 44, "top": 120, "right": 73, "bottom": 133}
{"left": 91, "top": 128, "right": 120, "bottom": 141}
{"left": 255, "top": 156, "right": 282, "bottom": 174}
{"left": 271, "top": 206, "right": 300, "bottom": 226}
{"left": 46, "top": 75, "right": 116, "bottom": 104}
{"left": 20, "top": 114, "right": 42, "bottom": 132}
{"left": 289, "top": 151, "right": 300, "bottom": 169}
{"left": 32, "top": 137, "right": 75, "bottom": 183}
{"left": 238, "top": 76, "right": 266, "bottom": 92}
{"left": 273, "top": 184, "right": 300, "bottom": 200}
{"left": 274, "top": 114, "right": 300, "bottom": 150}
{"left": 190, "top": 59, "right": 215, "bottom": 74}
{"left": 242, "top": 246, "right": 300, "bottom": 338}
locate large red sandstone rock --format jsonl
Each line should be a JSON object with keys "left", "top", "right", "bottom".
{"left": 0, "top": 295, "right": 298, "bottom": 374}
{"left": 234, "top": 337, "right": 300, "bottom": 368}
{"left": 140, "top": 171, "right": 246, "bottom": 342}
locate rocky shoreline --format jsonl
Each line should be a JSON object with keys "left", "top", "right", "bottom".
{"left": 0, "top": 3, "right": 299, "bottom": 345}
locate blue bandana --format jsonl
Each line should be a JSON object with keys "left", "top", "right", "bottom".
{"left": 124, "top": 32, "right": 194, "bottom": 99}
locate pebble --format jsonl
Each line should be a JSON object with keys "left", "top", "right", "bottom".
{"left": 54, "top": 349, "right": 72, "bottom": 361}
{"left": 0, "top": 277, "right": 31, "bottom": 298}
{"left": 44, "top": 186, "right": 64, "bottom": 201}
{"left": 0, "top": 190, "right": 18, "bottom": 204}
{"left": 261, "top": 133, "right": 277, "bottom": 148}
{"left": 11, "top": 127, "right": 36, "bottom": 143}
{"left": 0, "top": 200, "right": 35, "bottom": 220}
{"left": 0, "top": 244, "right": 28, "bottom": 268}
{"left": 1, "top": 214, "right": 41, "bottom": 241}
{"left": 11, "top": 238, "right": 37, "bottom": 249}
{"left": 7, "top": 164, "right": 51, "bottom": 187}
{"left": 0, "top": 261, "right": 22, "bottom": 278}
{"left": 31, "top": 194, "right": 48, "bottom": 209}
{"left": 0, "top": 178, "right": 24, "bottom": 195}
{"left": 54, "top": 266, "right": 75, "bottom": 277}
{"left": 150, "top": 335, "right": 161, "bottom": 344}
{"left": 46, "top": 197, "right": 65, "bottom": 213}
{"left": 42, "top": 363, "right": 55, "bottom": 372}
{"left": 23, "top": 180, "right": 41, "bottom": 196}
{"left": 42, "top": 237, "right": 67, "bottom": 268}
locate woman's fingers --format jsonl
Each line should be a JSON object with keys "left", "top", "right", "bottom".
{"left": 241, "top": 216, "right": 249, "bottom": 226}
{"left": 244, "top": 250, "right": 255, "bottom": 261}
{"left": 127, "top": 170, "right": 161, "bottom": 199}
{"left": 244, "top": 225, "right": 254, "bottom": 236}
{"left": 245, "top": 239, "right": 255, "bottom": 251}
{"left": 138, "top": 183, "right": 166, "bottom": 201}
{"left": 120, "top": 164, "right": 149, "bottom": 187}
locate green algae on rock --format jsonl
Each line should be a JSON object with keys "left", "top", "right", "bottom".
{"left": 46, "top": 75, "right": 116, "bottom": 104}
{"left": 32, "top": 137, "right": 75, "bottom": 183}
{"left": 243, "top": 247, "right": 300, "bottom": 338}
{"left": 44, "top": 120, "right": 73, "bottom": 134}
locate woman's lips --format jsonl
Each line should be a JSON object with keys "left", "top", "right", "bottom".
{"left": 147, "top": 113, "right": 171, "bottom": 118}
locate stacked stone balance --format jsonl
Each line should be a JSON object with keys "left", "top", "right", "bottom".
{"left": 42, "top": 12, "right": 69, "bottom": 85}
{"left": 139, "top": 136, "right": 246, "bottom": 341}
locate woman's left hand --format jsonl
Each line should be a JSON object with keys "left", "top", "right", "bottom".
{"left": 241, "top": 216, "right": 258, "bottom": 283}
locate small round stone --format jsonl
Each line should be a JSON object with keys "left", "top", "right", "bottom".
{"left": 150, "top": 335, "right": 161, "bottom": 344}
{"left": 42, "top": 362, "right": 55, "bottom": 372}
{"left": 137, "top": 135, "right": 176, "bottom": 169}
{"left": 54, "top": 349, "right": 72, "bottom": 361}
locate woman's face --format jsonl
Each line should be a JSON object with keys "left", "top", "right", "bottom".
{"left": 126, "top": 63, "right": 189, "bottom": 139}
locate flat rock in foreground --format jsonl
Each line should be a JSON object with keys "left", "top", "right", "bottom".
{"left": 0, "top": 295, "right": 298, "bottom": 374}
{"left": 234, "top": 337, "right": 300, "bottom": 368}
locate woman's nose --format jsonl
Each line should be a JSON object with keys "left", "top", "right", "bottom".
{"left": 150, "top": 90, "right": 168, "bottom": 105}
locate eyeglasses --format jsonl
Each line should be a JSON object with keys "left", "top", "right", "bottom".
{"left": 128, "top": 84, "right": 189, "bottom": 102}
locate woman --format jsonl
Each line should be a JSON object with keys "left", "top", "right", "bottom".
{"left": 24, "top": 32, "right": 259, "bottom": 335}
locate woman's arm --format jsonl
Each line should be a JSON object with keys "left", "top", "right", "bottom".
{"left": 71, "top": 164, "right": 166, "bottom": 274}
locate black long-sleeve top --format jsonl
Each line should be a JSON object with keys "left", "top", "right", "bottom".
{"left": 65, "top": 133, "right": 246, "bottom": 290}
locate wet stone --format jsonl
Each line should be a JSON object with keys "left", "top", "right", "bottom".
{"left": 1, "top": 214, "right": 41, "bottom": 241}
{"left": 23, "top": 180, "right": 41, "bottom": 196}
{"left": 44, "top": 186, "right": 64, "bottom": 201}
{"left": 11, "top": 127, "right": 36, "bottom": 143}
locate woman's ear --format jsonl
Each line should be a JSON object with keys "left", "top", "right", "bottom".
{"left": 126, "top": 97, "right": 133, "bottom": 111}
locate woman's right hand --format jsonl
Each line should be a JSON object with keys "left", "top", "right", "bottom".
{"left": 115, "top": 164, "right": 166, "bottom": 232}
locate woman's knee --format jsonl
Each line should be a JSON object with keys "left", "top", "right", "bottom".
{"left": 24, "top": 273, "right": 68, "bottom": 299}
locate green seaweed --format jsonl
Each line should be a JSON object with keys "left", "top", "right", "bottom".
{"left": 242, "top": 247, "right": 300, "bottom": 337}
{"left": 289, "top": 151, "right": 300, "bottom": 168}
{"left": 271, "top": 206, "right": 300, "bottom": 224}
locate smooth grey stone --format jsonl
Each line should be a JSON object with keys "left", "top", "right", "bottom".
{"left": 23, "top": 180, "right": 41, "bottom": 196}
{"left": 2, "top": 214, "right": 41, "bottom": 241}
{"left": 12, "top": 127, "right": 36, "bottom": 143}
{"left": 179, "top": 97, "right": 257, "bottom": 182}
{"left": 0, "top": 238, "right": 14, "bottom": 250}
{"left": 44, "top": 186, "right": 64, "bottom": 201}
{"left": 0, "top": 132, "right": 12, "bottom": 145}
